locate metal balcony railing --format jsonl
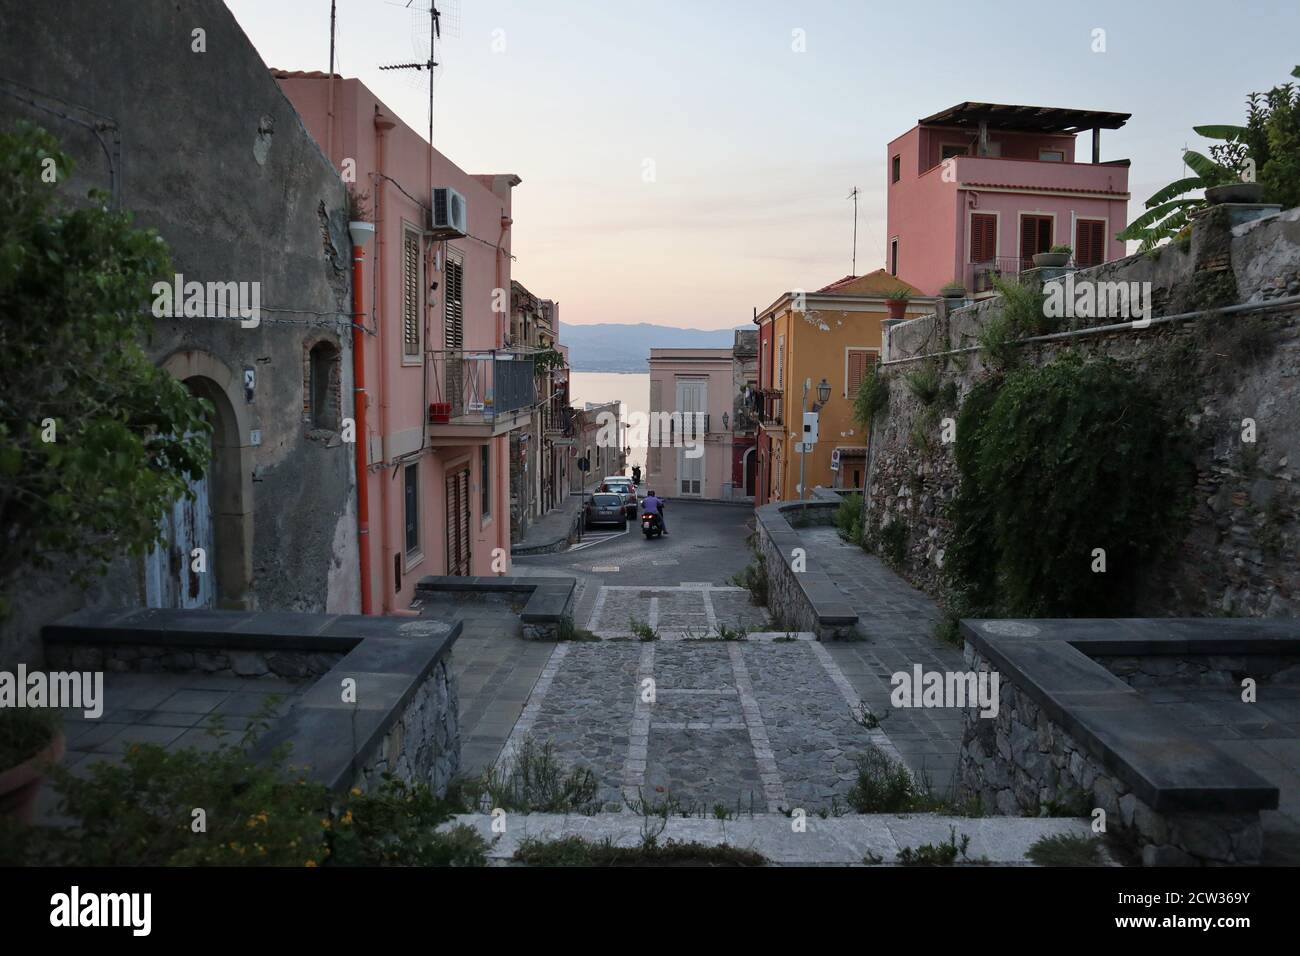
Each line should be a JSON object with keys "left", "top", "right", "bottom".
{"left": 758, "top": 389, "right": 783, "bottom": 427}
{"left": 967, "top": 256, "right": 1084, "bottom": 293}
{"left": 426, "top": 349, "right": 535, "bottom": 424}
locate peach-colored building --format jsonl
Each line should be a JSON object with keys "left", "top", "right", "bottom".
{"left": 276, "top": 71, "right": 528, "bottom": 610}
{"left": 885, "top": 102, "right": 1131, "bottom": 295}
{"left": 647, "top": 348, "right": 737, "bottom": 500}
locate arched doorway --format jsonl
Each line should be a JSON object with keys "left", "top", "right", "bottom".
{"left": 146, "top": 352, "right": 254, "bottom": 609}
{"left": 742, "top": 446, "right": 756, "bottom": 497}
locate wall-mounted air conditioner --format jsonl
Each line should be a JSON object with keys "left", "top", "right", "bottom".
{"left": 431, "top": 187, "right": 467, "bottom": 237}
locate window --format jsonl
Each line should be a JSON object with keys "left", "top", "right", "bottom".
{"left": 846, "top": 348, "right": 875, "bottom": 397}
{"left": 890, "top": 155, "right": 901, "bottom": 183}
{"left": 776, "top": 335, "right": 785, "bottom": 389}
{"left": 1019, "top": 214, "right": 1054, "bottom": 266}
{"left": 1075, "top": 219, "right": 1106, "bottom": 267}
{"left": 480, "top": 444, "right": 491, "bottom": 519}
{"left": 307, "top": 341, "right": 341, "bottom": 431}
{"left": 401, "top": 227, "right": 422, "bottom": 360}
{"left": 404, "top": 463, "right": 420, "bottom": 557}
{"left": 444, "top": 252, "right": 464, "bottom": 350}
{"left": 940, "top": 144, "right": 967, "bottom": 160}
{"left": 1038, "top": 148, "right": 1065, "bottom": 162}
{"left": 970, "top": 213, "right": 997, "bottom": 263}
{"left": 890, "top": 238, "right": 899, "bottom": 276}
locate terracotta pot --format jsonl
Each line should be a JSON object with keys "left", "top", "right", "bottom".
{"left": 885, "top": 298, "right": 908, "bottom": 320}
{"left": 0, "top": 732, "right": 65, "bottom": 825}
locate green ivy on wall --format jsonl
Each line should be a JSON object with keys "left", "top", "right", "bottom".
{"left": 942, "top": 353, "right": 1194, "bottom": 621}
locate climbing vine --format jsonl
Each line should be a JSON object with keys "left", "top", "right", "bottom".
{"left": 943, "top": 353, "right": 1194, "bottom": 620}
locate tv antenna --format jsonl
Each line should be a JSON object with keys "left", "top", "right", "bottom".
{"left": 847, "top": 186, "right": 861, "bottom": 276}
{"left": 379, "top": 1, "right": 442, "bottom": 154}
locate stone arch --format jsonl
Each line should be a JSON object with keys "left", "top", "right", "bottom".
{"left": 303, "top": 334, "right": 343, "bottom": 434}
{"left": 159, "top": 349, "right": 254, "bottom": 609}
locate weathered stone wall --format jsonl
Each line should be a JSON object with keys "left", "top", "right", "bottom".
{"left": 958, "top": 646, "right": 1263, "bottom": 866}
{"left": 0, "top": 0, "right": 359, "bottom": 669}
{"left": 865, "top": 208, "right": 1300, "bottom": 619}
{"left": 1095, "top": 653, "right": 1300, "bottom": 688}
{"left": 352, "top": 656, "right": 460, "bottom": 799}
{"left": 44, "top": 641, "right": 343, "bottom": 681}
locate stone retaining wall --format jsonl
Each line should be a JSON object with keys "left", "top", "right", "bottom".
{"left": 1095, "top": 653, "right": 1300, "bottom": 689}
{"left": 45, "top": 642, "right": 342, "bottom": 681}
{"left": 865, "top": 207, "right": 1300, "bottom": 618}
{"left": 352, "top": 655, "right": 459, "bottom": 797}
{"left": 957, "top": 644, "right": 1264, "bottom": 865}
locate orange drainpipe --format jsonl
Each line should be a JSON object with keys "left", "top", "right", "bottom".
{"left": 351, "top": 236, "right": 372, "bottom": 615}
{"left": 375, "top": 109, "right": 397, "bottom": 612}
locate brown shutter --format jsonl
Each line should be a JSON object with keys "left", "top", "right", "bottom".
{"left": 1020, "top": 215, "right": 1052, "bottom": 267}
{"left": 1076, "top": 219, "right": 1104, "bottom": 267}
{"left": 444, "top": 257, "right": 464, "bottom": 350}
{"left": 445, "top": 467, "right": 471, "bottom": 576}
{"left": 847, "top": 350, "right": 868, "bottom": 395}
{"left": 970, "top": 214, "right": 996, "bottom": 263}
{"left": 402, "top": 231, "right": 421, "bottom": 357}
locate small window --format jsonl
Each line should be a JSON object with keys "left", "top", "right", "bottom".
{"left": 1039, "top": 149, "right": 1065, "bottom": 162}
{"left": 308, "top": 341, "right": 341, "bottom": 431}
{"left": 970, "top": 213, "right": 997, "bottom": 263}
{"left": 940, "top": 144, "right": 967, "bottom": 160}
{"left": 891, "top": 155, "right": 901, "bottom": 183}
{"left": 846, "top": 349, "right": 875, "bottom": 397}
{"left": 1075, "top": 219, "right": 1106, "bottom": 267}
{"left": 480, "top": 444, "right": 491, "bottom": 518}
{"left": 404, "top": 463, "right": 420, "bottom": 557}
{"left": 890, "top": 238, "right": 899, "bottom": 276}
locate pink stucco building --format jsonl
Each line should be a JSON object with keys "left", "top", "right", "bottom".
{"left": 276, "top": 71, "right": 527, "bottom": 612}
{"left": 885, "top": 102, "right": 1132, "bottom": 295}
{"left": 647, "top": 348, "right": 739, "bottom": 500}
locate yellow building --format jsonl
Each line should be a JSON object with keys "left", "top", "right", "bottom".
{"left": 754, "top": 270, "right": 933, "bottom": 504}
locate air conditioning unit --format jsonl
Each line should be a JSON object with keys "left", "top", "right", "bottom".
{"left": 431, "top": 187, "right": 467, "bottom": 237}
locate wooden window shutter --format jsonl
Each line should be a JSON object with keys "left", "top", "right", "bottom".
{"left": 1020, "top": 215, "right": 1052, "bottom": 265}
{"left": 847, "top": 350, "right": 868, "bottom": 395}
{"left": 1076, "top": 219, "right": 1104, "bottom": 267}
{"left": 402, "top": 231, "right": 420, "bottom": 357}
{"left": 970, "top": 214, "right": 996, "bottom": 263}
{"left": 444, "top": 257, "right": 464, "bottom": 350}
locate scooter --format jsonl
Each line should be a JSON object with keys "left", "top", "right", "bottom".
{"left": 641, "top": 511, "right": 663, "bottom": 539}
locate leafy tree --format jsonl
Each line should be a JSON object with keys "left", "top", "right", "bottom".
{"left": 0, "top": 122, "right": 212, "bottom": 613}
{"left": 1120, "top": 66, "right": 1300, "bottom": 250}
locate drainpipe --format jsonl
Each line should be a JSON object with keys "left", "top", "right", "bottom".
{"left": 375, "top": 109, "right": 398, "bottom": 611}
{"left": 348, "top": 219, "right": 376, "bottom": 614}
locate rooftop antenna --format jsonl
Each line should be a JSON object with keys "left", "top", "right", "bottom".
{"left": 847, "top": 186, "right": 860, "bottom": 276}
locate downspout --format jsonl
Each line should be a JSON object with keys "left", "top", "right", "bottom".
{"left": 374, "top": 109, "right": 398, "bottom": 612}
{"left": 348, "top": 220, "right": 375, "bottom": 614}
{"left": 495, "top": 210, "right": 513, "bottom": 561}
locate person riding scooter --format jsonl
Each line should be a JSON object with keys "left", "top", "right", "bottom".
{"left": 631, "top": 465, "right": 642, "bottom": 487}
{"left": 640, "top": 490, "right": 667, "bottom": 535}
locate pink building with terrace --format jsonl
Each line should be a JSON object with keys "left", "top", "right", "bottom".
{"left": 885, "top": 102, "right": 1132, "bottom": 296}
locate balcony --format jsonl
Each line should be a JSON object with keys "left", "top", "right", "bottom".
{"left": 758, "top": 389, "right": 783, "bottom": 428}
{"left": 946, "top": 154, "right": 1129, "bottom": 197}
{"left": 426, "top": 349, "right": 534, "bottom": 439}
{"left": 965, "top": 256, "right": 1081, "bottom": 295}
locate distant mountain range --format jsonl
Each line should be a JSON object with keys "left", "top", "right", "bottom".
{"left": 559, "top": 322, "right": 747, "bottom": 372}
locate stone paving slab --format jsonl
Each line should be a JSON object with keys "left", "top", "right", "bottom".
{"left": 444, "top": 812, "right": 1107, "bottom": 866}
{"left": 586, "top": 584, "right": 771, "bottom": 639}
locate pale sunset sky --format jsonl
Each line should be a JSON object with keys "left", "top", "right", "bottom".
{"left": 225, "top": 0, "right": 1300, "bottom": 329}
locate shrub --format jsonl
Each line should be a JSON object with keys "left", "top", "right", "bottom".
{"left": 903, "top": 363, "right": 942, "bottom": 405}
{"left": 458, "top": 737, "right": 600, "bottom": 815}
{"left": 1026, "top": 833, "right": 1104, "bottom": 866}
{"left": 878, "top": 520, "right": 908, "bottom": 568}
{"left": 945, "top": 354, "right": 1192, "bottom": 618}
{"left": 846, "top": 745, "right": 932, "bottom": 813}
{"left": 852, "top": 362, "right": 890, "bottom": 429}
{"left": 835, "top": 493, "right": 863, "bottom": 544}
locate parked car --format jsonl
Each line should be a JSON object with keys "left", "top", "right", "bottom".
{"left": 584, "top": 492, "right": 628, "bottom": 530}
{"left": 601, "top": 477, "right": 639, "bottom": 518}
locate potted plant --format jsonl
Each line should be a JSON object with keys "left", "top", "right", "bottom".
{"left": 940, "top": 281, "right": 967, "bottom": 301}
{"left": 1205, "top": 181, "right": 1265, "bottom": 205}
{"left": 0, "top": 709, "right": 64, "bottom": 825}
{"left": 1032, "top": 245, "right": 1072, "bottom": 268}
{"left": 885, "top": 286, "right": 913, "bottom": 321}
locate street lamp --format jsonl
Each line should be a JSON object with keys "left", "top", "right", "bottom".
{"left": 799, "top": 377, "right": 833, "bottom": 500}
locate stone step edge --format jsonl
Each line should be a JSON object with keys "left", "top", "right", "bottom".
{"left": 440, "top": 812, "right": 1116, "bottom": 866}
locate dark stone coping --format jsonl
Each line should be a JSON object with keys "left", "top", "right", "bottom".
{"left": 961, "top": 618, "right": 1295, "bottom": 813}
{"left": 415, "top": 575, "right": 575, "bottom": 624}
{"left": 43, "top": 607, "right": 462, "bottom": 794}
{"left": 755, "top": 501, "right": 858, "bottom": 625}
